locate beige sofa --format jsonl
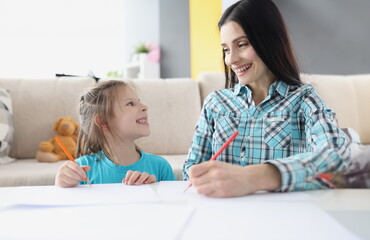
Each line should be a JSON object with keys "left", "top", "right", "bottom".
{"left": 0, "top": 73, "right": 369, "bottom": 187}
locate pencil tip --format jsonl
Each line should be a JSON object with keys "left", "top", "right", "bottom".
{"left": 183, "top": 185, "right": 191, "bottom": 193}
{"left": 86, "top": 179, "right": 92, "bottom": 186}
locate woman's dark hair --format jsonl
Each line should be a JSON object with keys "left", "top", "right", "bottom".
{"left": 218, "top": 0, "right": 302, "bottom": 88}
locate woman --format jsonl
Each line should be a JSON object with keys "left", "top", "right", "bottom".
{"left": 183, "top": 0, "right": 350, "bottom": 198}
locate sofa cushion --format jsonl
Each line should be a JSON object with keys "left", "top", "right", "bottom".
{"left": 0, "top": 159, "right": 66, "bottom": 186}
{"left": 159, "top": 154, "right": 186, "bottom": 180}
{"left": 197, "top": 72, "right": 225, "bottom": 104}
{"left": 0, "top": 88, "right": 15, "bottom": 165}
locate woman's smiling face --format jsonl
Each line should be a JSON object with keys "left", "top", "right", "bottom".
{"left": 221, "top": 21, "right": 273, "bottom": 86}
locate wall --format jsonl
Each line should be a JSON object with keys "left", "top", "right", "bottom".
{"left": 0, "top": 0, "right": 125, "bottom": 78}
{"left": 124, "top": 0, "right": 370, "bottom": 78}
{"left": 123, "top": 0, "right": 225, "bottom": 79}
{"left": 123, "top": 0, "right": 160, "bottom": 66}
{"left": 159, "top": 0, "right": 190, "bottom": 78}
{"left": 274, "top": 0, "right": 370, "bottom": 74}
{"left": 190, "top": 0, "right": 223, "bottom": 79}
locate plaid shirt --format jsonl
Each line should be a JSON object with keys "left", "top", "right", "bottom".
{"left": 183, "top": 80, "right": 350, "bottom": 192}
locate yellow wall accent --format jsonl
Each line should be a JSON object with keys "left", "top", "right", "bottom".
{"left": 190, "top": 0, "right": 223, "bottom": 79}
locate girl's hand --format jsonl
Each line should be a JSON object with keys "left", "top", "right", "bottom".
{"left": 189, "top": 161, "right": 281, "bottom": 198}
{"left": 55, "top": 161, "right": 90, "bottom": 188}
{"left": 123, "top": 171, "right": 156, "bottom": 185}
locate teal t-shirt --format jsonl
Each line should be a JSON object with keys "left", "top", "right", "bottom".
{"left": 76, "top": 151, "right": 175, "bottom": 185}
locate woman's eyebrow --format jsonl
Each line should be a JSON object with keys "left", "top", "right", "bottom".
{"left": 221, "top": 36, "right": 248, "bottom": 46}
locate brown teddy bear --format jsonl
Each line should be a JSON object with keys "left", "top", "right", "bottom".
{"left": 36, "top": 117, "right": 79, "bottom": 162}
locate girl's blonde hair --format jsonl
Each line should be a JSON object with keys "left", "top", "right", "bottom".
{"left": 76, "top": 80, "right": 134, "bottom": 159}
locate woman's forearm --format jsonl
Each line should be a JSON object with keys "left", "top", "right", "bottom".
{"left": 246, "top": 164, "right": 282, "bottom": 192}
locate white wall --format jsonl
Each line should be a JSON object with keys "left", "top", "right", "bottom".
{"left": 222, "top": 0, "right": 238, "bottom": 12}
{"left": 0, "top": 0, "right": 125, "bottom": 78}
{"left": 123, "top": 0, "right": 160, "bottom": 66}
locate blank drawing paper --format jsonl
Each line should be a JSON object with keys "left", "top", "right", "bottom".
{"left": 0, "top": 203, "right": 194, "bottom": 240}
{"left": 2, "top": 183, "right": 159, "bottom": 207}
{"left": 156, "top": 181, "right": 313, "bottom": 203}
{"left": 179, "top": 201, "right": 360, "bottom": 240}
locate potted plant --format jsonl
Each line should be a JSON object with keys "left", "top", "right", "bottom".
{"left": 132, "top": 43, "right": 160, "bottom": 63}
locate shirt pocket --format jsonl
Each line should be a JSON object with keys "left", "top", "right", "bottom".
{"left": 213, "top": 114, "right": 240, "bottom": 144}
{"left": 263, "top": 113, "right": 292, "bottom": 148}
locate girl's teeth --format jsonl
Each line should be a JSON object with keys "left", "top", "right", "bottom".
{"left": 137, "top": 119, "right": 147, "bottom": 124}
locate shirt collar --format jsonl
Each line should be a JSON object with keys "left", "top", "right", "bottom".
{"left": 268, "top": 80, "right": 290, "bottom": 97}
{"left": 233, "top": 83, "right": 252, "bottom": 96}
{"left": 233, "top": 80, "right": 289, "bottom": 97}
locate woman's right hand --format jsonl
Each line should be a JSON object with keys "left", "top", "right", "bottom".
{"left": 189, "top": 161, "right": 281, "bottom": 198}
{"left": 55, "top": 161, "right": 90, "bottom": 187}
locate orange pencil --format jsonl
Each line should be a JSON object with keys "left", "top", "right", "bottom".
{"left": 184, "top": 131, "right": 239, "bottom": 192}
{"left": 55, "top": 136, "right": 91, "bottom": 185}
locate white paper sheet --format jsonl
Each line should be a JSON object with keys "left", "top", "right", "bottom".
{"left": 0, "top": 203, "right": 193, "bottom": 240}
{"left": 2, "top": 183, "right": 159, "bottom": 207}
{"left": 156, "top": 181, "right": 313, "bottom": 203}
{"left": 0, "top": 182, "right": 361, "bottom": 240}
{"left": 180, "top": 201, "right": 360, "bottom": 240}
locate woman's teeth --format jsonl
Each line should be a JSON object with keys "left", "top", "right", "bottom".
{"left": 235, "top": 64, "right": 252, "bottom": 73}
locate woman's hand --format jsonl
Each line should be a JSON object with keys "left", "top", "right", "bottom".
{"left": 189, "top": 161, "right": 281, "bottom": 198}
{"left": 123, "top": 171, "right": 156, "bottom": 185}
{"left": 55, "top": 161, "right": 90, "bottom": 187}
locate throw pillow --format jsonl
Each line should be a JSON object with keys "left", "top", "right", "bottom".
{"left": 0, "top": 88, "right": 15, "bottom": 165}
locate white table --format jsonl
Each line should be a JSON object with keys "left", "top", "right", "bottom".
{"left": 308, "top": 189, "right": 370, "bottom": 239}
{"left": 0, "top": 182, "right": 369, "bottom": 240}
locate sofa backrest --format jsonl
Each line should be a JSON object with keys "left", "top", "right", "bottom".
{"left": 197, "top": 72, "right": 370, "bottom": 145}
{"left": 0, "top": 77, "right": 96, "bottom": 159}
{"left": 1, "top": 77, "right": 202, "bottom": 159}
{"left": 2, "top": 73, "right": 368, "bottom": 160}
{"left": 301, "top": 74, "right": 370, "bottom": 144}
{"left": 131, "top": 78, "right": 201, "bottom": 155}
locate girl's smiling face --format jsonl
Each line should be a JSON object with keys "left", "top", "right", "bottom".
{"left": 110, "top": 85, "right": 150, "bottom": 141}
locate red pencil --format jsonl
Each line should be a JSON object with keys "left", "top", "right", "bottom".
{"left": 184, "top": 131, "right": 239, "bottom": 192}
{"left": 314, "top": 172, "right": 337, "bottom": 188}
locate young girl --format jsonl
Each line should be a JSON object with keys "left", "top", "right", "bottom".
{"left": 55, "top": 80, "right": 175, "bottom": 187}
{"left": 183, "top": 0, "right": 350, "bottom": 197}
